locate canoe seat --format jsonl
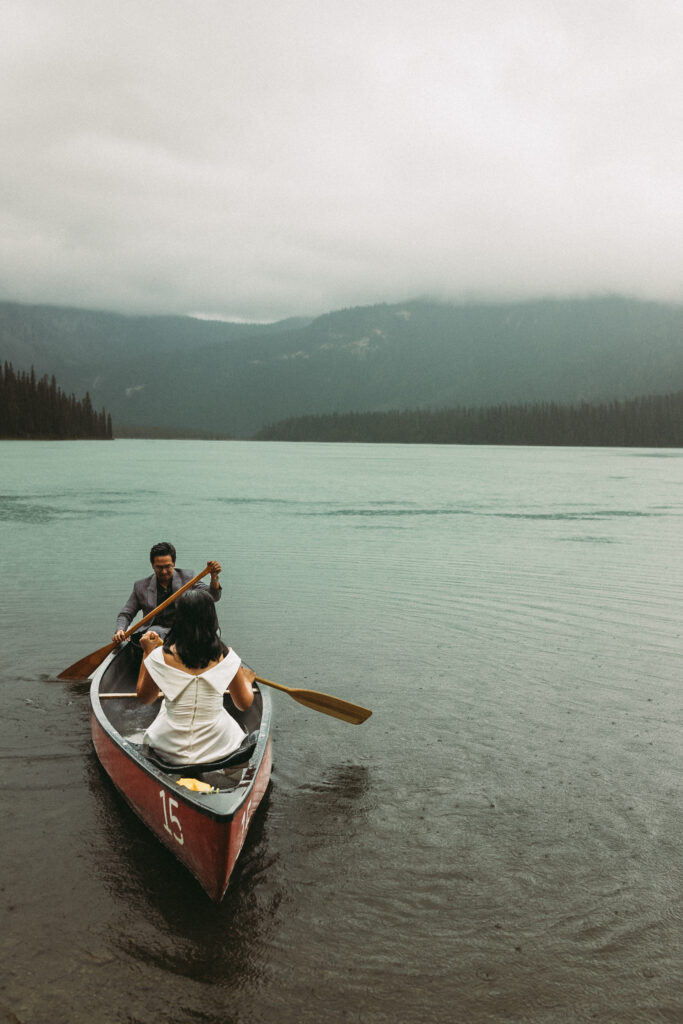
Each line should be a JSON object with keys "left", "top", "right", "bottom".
{"left": 142, "top": 731, "right": 260, "bottom": 774}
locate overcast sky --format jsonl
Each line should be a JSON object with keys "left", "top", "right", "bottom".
{"left": 2, "top": 0, "right": 682, "bottom": 321}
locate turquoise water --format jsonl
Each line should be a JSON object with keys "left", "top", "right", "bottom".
{"left": 1, "top": 440, "right": 681, "bottom": 1023}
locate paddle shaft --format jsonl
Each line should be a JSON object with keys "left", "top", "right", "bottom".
{"left": 57, "top": 564, "right": 213, "bottom": 680}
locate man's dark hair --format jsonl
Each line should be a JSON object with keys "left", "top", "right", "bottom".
{"left": 150, "top": 541, "right": 176, "bottom": 564}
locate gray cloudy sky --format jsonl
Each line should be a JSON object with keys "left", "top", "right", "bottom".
{"left": 2, "top": 0, "right": 682, "bottom": 320}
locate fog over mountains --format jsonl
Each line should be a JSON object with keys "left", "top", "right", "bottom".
{"left": 2, "top": 296, "right": 683, "bottom": 437}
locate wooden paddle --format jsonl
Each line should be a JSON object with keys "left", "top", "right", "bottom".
{"left": 57, "top": 564, "right": 213, "bottom": 680}
{"left": 100, "top": 675, "right": 372, "bottom": 725}
{"left": 254, "top": 675, "right": 372, "bottom": 725}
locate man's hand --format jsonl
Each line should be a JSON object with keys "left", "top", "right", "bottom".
{"left": 112, "top": 629, "right": 126, "bottom": 644}
{"left": 208, "top": 559, "right": 222, "bottom": 588}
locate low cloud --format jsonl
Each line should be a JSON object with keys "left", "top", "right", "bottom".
{"left": 2, "top": 0, "right": 682, "bottom": 320}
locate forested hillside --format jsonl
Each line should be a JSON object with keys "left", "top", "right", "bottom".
{"left": 2, "top": 296, "right": 683, "bottom": 437}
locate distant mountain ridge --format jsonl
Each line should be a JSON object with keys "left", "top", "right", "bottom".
{"left": 1, "top": 296, "right": 683, "bottom": 437}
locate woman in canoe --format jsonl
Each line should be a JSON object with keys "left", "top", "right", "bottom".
{"left": 136, "top": 588, "right": 255, "bottom": 765}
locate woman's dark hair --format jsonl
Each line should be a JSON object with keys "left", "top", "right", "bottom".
{"left": 150, "top": 541, "right": 176, "bottom": 564}
{"left": 164, "top": 588, "right": 226, "bottom": 668}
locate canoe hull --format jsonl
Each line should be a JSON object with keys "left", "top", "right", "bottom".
{"left": 91, "top": 712, "right": 272, "bottom": 901}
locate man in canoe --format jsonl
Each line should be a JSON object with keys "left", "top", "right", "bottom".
{"left": 112, "top": 541, "right": 222, "bottom": 643}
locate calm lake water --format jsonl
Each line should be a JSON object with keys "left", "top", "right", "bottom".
{"left": 0, "top": 440, "right": 681, "bottom": 1024}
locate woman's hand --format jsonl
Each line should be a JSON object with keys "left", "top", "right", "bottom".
{"left": 140, "top": 630, "right": 162, "bottom": 654}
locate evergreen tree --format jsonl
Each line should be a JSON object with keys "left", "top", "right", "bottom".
{"left": 0, "top": 362, "right": 114, "bottom": 439}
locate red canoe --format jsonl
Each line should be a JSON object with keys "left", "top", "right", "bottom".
{"left": 90, "top": 641, "right": 273, "bottom": 901}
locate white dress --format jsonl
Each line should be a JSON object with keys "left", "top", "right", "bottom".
{"left": 142, "top": 646, "right": 246, "bottom": 765}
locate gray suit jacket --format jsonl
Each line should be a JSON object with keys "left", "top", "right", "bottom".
{"left": 115, "top": 568, "right": 222, "bottom": 631}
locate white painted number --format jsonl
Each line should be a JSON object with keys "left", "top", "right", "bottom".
{"left": 160, "top": 790, "right": 184, "bottom": 845}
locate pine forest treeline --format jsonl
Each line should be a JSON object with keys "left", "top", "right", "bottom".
{"left": 0, "top": 362, "right": 112, "bottom": 439}
{"left": 255, "top": 392, "right": 683, "bottom": 447}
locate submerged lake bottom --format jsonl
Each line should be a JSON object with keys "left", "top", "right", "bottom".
{"left": 0, "top": 440, "right": 681, "bottom": 1023}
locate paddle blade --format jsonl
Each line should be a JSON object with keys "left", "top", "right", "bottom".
{"left": 289, "top": 688, "right": 372, "bottom": 725}
{"left": 57, "top": 640, "right": 117, "bottom": 680}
